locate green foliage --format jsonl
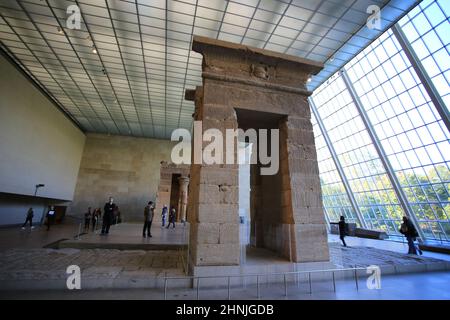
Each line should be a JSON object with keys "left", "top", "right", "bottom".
{"left": 320, "top": 164, "right": 450, "bottom": 239}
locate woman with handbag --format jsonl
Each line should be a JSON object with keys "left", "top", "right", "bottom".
{"left": 399, "top": 216, "right": 423, "bottom": 255}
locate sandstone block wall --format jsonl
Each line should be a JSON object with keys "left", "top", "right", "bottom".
{"left": 187, "top": 36, "right": 330, "bottom": 267}
{"left": 188, "top": 92, "right": 241, "bottom": 266}
{"left": 154, "top": 162, "right": 189, "bottom": 222}
{"left": 69, "top": 134, "right": 175, "bottom": 221}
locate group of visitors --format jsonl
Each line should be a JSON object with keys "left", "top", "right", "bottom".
{"left": 334, "top": 215, "right": 423, "bottom": 255}
{"left": 161, "top": 204, "right": 177, "bottom": 229}
{"left": 80, "top": 197, "right": 178, "bottom": 238}
{"left": 20, "top": 201, "right": 424, "bottom": 256}
{"left": 21, "top": 206, "right": 55, "bottom": 231}
{"left": 83, "top": 198, "right": 121, "bottom": 234}
{"left": 83, "top": 207, "right": 103, "bottom": 231}
{"left": 142, "top": 203, "right": 177, "bottom": 238}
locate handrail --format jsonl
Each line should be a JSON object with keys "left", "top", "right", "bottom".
{"left": 163, "top": 266, "right": 366, "bottom": 281}
{"left": 163, "top": 265, "right": 366, "bottom": 300}
{"left": 178, "top": 248, "right": 187, "bottom": 275}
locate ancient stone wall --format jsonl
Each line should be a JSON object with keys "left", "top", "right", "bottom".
{"left": 69, "top": 134, "right": 175, "bottom": 221}
{"left": 154, "top": 161, "right": 189, "bottom": 222}
{"left": 186, "top": 36, "right": 329, "bottom": 267}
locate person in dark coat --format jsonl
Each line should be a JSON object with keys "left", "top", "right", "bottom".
{"left": 84, "top": 207, "right": 92, "bottom": 231}
{"left": 331, "top": 216, "right": 348, "bottom": 247}
{"left": 143, "top": 201, "right": 154, "bottom": 238}
{"left": 46, "top": 206, "right": 56, "bottom": 231}
{"left": 338, "top": 216, "right": 347, "bottom": 247}
{"left": 166, "top": 207, "right": 176, "bottom": 229}
{"left": 92, "top": 208, "right": 99, "bottom": 231}
{"left": 101, "top": 197, "right": 116, "bottom": 235}
{"left": 21, "top": 208, "right": 34, "bottom": 229}
{"left": 399, "top": 216, "right": 422, "bottom": 255}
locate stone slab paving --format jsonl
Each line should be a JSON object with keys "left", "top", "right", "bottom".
{"left": 1, "top": 243, "right": 448, "bottom": 291}
{"left": 0, "top": 248, "right": 186, "bottom": 290}
{"left": 330, "top": 243, "right": 450, "bottom": 274}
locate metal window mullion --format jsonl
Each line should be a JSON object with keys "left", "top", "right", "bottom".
{"left": 323, "top": 207, "right": 331, "bottom": 232}
{"left": 392, "top": 24, "right": 450, "bottom": 132}
{"left": 309, "top": 98, "right": 368, "bottom": 229}
{"left": 164, "top": 0, "right": 168, "bottom": 138}
{"left": 340, "top": 69, "right": 426, "bottom": 242}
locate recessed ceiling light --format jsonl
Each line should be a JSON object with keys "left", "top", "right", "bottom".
{"left": 57, "top": 26, "right": 63, "bottom": 34}
{"left": 92, "top": 46, "right": 97, "bottom": 54}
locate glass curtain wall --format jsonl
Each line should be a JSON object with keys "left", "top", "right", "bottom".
{"left": 311, "top": 112, "right": 359, "bottom": 225}
{"left": 312, "top": 73, "right": 405, "bottom": 234}
{"left": 312, "top": 0, "right": 450, "bottom": 242}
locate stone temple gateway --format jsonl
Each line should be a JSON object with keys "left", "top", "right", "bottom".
{"left": 185, "top": 36, "right": 330, "bottom": 271}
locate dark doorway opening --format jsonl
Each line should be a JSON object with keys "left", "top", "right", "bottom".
{"left": 235, "top": 108, "right": 292, "bottom": 263}
{"left": 169, "top": 174, "right": 181, "bottom": 221}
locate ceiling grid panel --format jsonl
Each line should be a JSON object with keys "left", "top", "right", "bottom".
{"left": 0, "top": 0, "right": 420, "bottom": 139}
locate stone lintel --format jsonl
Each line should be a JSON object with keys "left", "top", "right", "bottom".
{"left": 192, "top": 36, "right": 323, "bottom": 94}
{"left": 192, "top": 35, "right": 323, "bottom": 74}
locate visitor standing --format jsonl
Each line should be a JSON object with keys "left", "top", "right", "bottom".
{"left": 338, "top": 216, "right": 347, "bottom": 247}
{"left": 161, "top": 205, "right": 168, "bottom": 227}
{"left": 113, "top": 206, "right": 121, "bottom": 225}
{"left": 92, "top": 208, "right": 99, "bottom": 231}
{"left": 400, "top": 216, "right": 422, "bottom": 255}
{"left": 46, "top": 206, "right": 56, "bottom": 231}
{"left": 143, "top": 201, "right": 154, "bottom": 238}
{"left": 101, "top": 197, "right": 115, "bottom": 235}
{"left": 331, "top": 216, "right": 348, "bottom": 247}
{"left": 166, "top": 207, "right": 176, "bottom": 229}
{"left": 84, "top": 207, "right": 92, "bottom": 231}
{"left": 21, "top": 207, "right": 34, "bottom": 229}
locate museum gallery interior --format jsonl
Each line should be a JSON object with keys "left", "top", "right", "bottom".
{"left": 0, "top": 0, "right": 449, "bottom": 300}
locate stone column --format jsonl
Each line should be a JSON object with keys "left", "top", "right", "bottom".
{"left": 177, "top": 176, "right": 189, "bottom": 222}
{"left": 283, "top": 114, "right": 329, "bottom": 262}
{"left": 186, "top": 86, "right": 240, "bottom": 267}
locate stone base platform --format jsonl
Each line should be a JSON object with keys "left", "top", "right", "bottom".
{"left": 186, "top": 244, "right": 450, "bottom": 288}
{"left": 0, "top": 248, "right": 188, "bottom": 291}
{"left": 0, "top": 242, "right": 448, "bottom": 291}
{"left": 57, "top": 223, "right": 188, "bottom": 251}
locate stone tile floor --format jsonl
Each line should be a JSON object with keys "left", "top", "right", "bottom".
{"left": 0, "top": 219, "right": 81, "bottom": 250}
{"left": 0, "top": 248, "right": 184, "bottom": 281}
{"left": 329, "top": 242, "right": 448, "bottom": 268}
{"left": 0, "top": 221, "right": 449, "bottom": 296}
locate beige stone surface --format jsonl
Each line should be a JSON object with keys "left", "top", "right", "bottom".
{"left": 154, "top": 162, "right": 190, "bottom": 222}
{"left": 69, "top": 134, "right": 175, "bottom": 221}
{"left": 186, "top": 36, "right": 329, "bottom": 268}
